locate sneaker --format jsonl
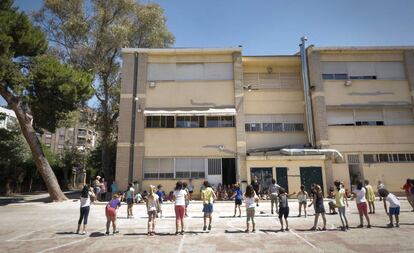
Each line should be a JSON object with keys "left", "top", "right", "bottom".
{"left": 357, "top": 224, "right": 363, "bottom": 228}
{"left": 175, "top": 231, "right": 179, "bottom": 235}
{"left": 271, "top": 211, "right": 274, "bottom": 215}
{"left": 346, "top": 225, "right": 349, "bottom": 230}
{"left": 367, "top": 225, "right": 372, "bottom": 229}
{"left": 238, "top": 215, "right": 241, "bottom": 217}
{"left": 113, "top": 230, "right": 119, "bottom": 234}
{"left": 180, "top": 231, "right": 184, "bottom": 235}
{"left": 310, "top": 227, "right": 316, "bottom": 231}
{"left": 280, "top": 228, "right": 285, "bottom": 232}
{"left": 245, "top": 229, "right": 249, "bottom": 233}
{"left": 395, "top": 223, "right": 399, "bottom": 228}
{"left": 387, "top": 223, "right": 394, "bottom": 228}
{"left": 252, "top": 229, "right": 256, "bottom": 233}
{"left": 297, "top": 214, "right": 301, "bottom": 217}
{"left": 322, "top": 227, "right": 327, "bottom": 231}
{"left": 203, "top": 225, "right": 207, "bottom": 231}
{"left": 285, "top": 227, "right": 290, "bottom": 231}
{"left": 208, "top": 225, "right": 212, "bottom": 231}
{"left": 341, "top": 227, "right": 346, "bottom": 231}
{"left": 256, "top": 203, "right": 259, "bottom": 207}
{"left": 105, "top": 231, "right": 110, "bottom": 236}
{"left": 80, "top": 231, "right": 86, "bottom": 235}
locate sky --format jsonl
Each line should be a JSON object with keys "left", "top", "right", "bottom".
{"left": 2, "top": 0, "right": 414, "bottom": 106}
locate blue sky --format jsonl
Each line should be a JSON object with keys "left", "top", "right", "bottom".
{"left": 2, "top": 0, "right": 414, "bottom": 106}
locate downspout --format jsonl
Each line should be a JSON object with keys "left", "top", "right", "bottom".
{"left": 128, "top": 53, "right": 139, "bottom": 183}
{"left": 299, "top": 37, "right": 315, "bottom": 147}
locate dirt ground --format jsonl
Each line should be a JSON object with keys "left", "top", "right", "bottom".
{"left": 0, "top": 197, "right": 413, "bottom": 253}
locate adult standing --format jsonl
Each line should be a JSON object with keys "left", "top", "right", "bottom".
{"left": 401, "top": 179, "right": 414, "bottom": 211}
{"left": 173, "top": 181, "right": 188, "bottom": 235}
{"left": 100, "top": 177, "right": 107, "bottom": 201}
{"left": 93, "top": 176, "right": 103, "bottom": 201}
{"left": 251, "top": 176, "right": 261, "bottom": 205}
{"left": 269, "top": 179, "right": 281, "bottom": 215}
{"left": 201, "top": 181, "right": 217, "bottom": 231}
{"left": 76, "top": 185, "right": 95, "bottom": 235}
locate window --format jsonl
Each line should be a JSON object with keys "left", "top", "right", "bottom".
{"left": 159, "top": 158, "right": 174, "bottom": 178}
{"left": 362, "top": 153, "right": 414, "bottom": 163}
{"left": 146, "top": 116, "right": 174, "bottom": 128}
{"left": 363, "top": 154, "right": 377, "bottom": 163}
{"left": 245, "top": 122, "right": 304, "bottom": 132}
{"left": 322, "top": 73, "right": 348, "bottom": 80}
{"left": 347, "top": 154, "right": 360, "bottom": 164}
{"left": 355, "top": 121, "right": 384, "bottom": 126}
{"left": 349, "top": 75, "right": 377, "bottom": 80}
{"left": 378, "top": 154, "right": 389, "bottom": 162}
{"left": 45, "top": 133, "right": 52, "bottom": 138}
{"left": 144, "top": 158, "right": 159, "bottom": 179}
{"left": 250, "top": 123, "right": 262, "bottom": 132}
{"left": 208, "top": 159, "right": 222, "bottom": 175}
{"left": 176, "top": 116, "right": 204, "bottom": 128}
{"left": 262, "top": 123, "right": 273, "bottom": 132}
{"left": 273, "top": 123, "right": 283, "bottom": 132}
{"left": 206, "top": 116, "right": 234, "bottom": 127}
{"left": 398, "top": 154, "right": 407, "bottom": 162}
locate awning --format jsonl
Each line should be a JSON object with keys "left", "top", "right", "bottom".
{"left": 144, "top": 108, "right": 236, "bottom": 116}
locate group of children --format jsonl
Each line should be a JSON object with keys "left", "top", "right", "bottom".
{"left": 75, "top": 178, "right": 404, "bottom": 236}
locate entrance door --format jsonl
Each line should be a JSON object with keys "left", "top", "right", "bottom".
{"left": 276, "top": 167, "right": 289, "bottom": 192}
{"left": 300, "top": 167, "right": 323, "bottom": 194}
{"left": 222, "top": 158, "right": 236, "bottom": 186}
{"left": 250, "top": 167, "right": 273, "bottom": 194}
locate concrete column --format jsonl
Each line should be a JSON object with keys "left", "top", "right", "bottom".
{"left": 233, "top": 52, "right": 246, "bottom": 183}
{"left": 403, "top": 50, "right": 414, "bottom": 116}
{"left": 308, "top": 51, "right": 330, "bottom": 148}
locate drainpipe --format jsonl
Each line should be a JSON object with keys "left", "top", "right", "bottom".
{"left": 128, "top": 53, "right": 139, "bottom": 183}
{"left": 299, "top": 37, "right": 315, "bottom": 147}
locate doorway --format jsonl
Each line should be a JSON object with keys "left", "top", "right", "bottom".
{"left": 276, "top": 167, "right": 289, "bottom": 192}
{"left": 250, "top": 167, "right": 273, "bottom": 193}
{"left": 222, "top": 158, "right": 236, "bottom": 186}
{"left": 300, "top": 166, "right": 323, "bottom": 194}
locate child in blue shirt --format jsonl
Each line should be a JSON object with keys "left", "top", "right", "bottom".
{"left": 231, "top": 183, "right": 243, "bottom": 217}
{"left": 156, "top": 184, "right": 165, "bottom": 218}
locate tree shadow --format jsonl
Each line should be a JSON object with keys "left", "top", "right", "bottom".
{"left": 0, "top": 191, "right": 80, "bottom": 206}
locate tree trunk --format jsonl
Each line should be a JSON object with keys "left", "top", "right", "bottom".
{"left": 0, "top": 85, "right": 67, "bottom": 201}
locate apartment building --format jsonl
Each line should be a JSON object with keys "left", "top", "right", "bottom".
{"left": 116, "top": 45, "right": 414, "bottom": 195}
{"left": 39, "top": 108, "right": 98, "bottom": 154}
{"left": 0, "top": 106, "right": 17, "bottom": 130}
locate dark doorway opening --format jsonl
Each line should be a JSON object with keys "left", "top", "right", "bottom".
{"left": 300, "top": 167, "right": 323, "bottom": 194}
{"left": 222, "top": 158, "right": 236, "bottom": 186}
{"left": 276, "top": 167, "right": 289, "bottom": 192}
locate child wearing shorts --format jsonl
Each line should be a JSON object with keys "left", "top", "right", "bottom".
{"left": 173, "top": 181, "right": 188, "bottom": 235}
{"left": 364, "top": 180, "right": 376, "bottom": 214}
{"left": 309, "top": 184, "right": 327, "bottom": 231}
{"left": 244, "top": 185, "right": 259, "bottom": 233}
{"left": 278, "top": 188, "right": 295, "bottom": 231}
{"left": 231, "top": 183, "right": 243, "bottom": 217}
{"left": 146, "top": 185, "right": 160, "bottom": 236}
{"left": 105, "top": 194, "right": 121, "bottom": 235}
{"left": 201, "top": 181, "right": 217, "bottom": 231}
{"left": 297, "top": 185, "right": 308, "bottom": 218}
{"left": 378, "top": 188, "right": 400, "bottom": 228}
{"left": 352, "top": 180, "right": 371, "bottom": 228}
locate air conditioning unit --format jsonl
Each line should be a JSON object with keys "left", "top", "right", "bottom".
{"left": 344, "top": 80, "right": 352, "bottom": 86}
{"left": 149, "top": 81, "right": 156, "bottom": 88}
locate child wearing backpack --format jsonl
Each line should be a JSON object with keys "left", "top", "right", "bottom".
{"left": 378, "top": 188, "right": 401, "bottom": 228}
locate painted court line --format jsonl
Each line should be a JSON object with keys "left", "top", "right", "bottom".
{"left": 289, "top": 229, "right": 319, "bottom": 251}
{"left": 6, "top": 220, "right": 73, "bottom": 242}
{"left": 177, "top": 223, "right": 188, "bottom": 253}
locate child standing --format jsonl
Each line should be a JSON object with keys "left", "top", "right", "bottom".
{"left": 173, "top": 181, "right": 188, "bottom": 235}
{"left": 201, "top": 181, "right": 217, "bottom": 231}
{"left": 244, "top": 185, "right": 259, "bottom": 233}
{"left": 297, "top": 185, "right": 308, "bottom": 218}
{"left": 352, "top": 180, "right": 371, "bottom": 228}
{"left": 231, "top": 183, "right": 243, "bottom": 217}
{"left": 105, "top": 194, "right": 121, "bottom": 235}
{"left": 269, "top": 179, "right": 281, "bottom": 215}
{"left": 146, "top": 185, "right": 160, "bottom": 236}
{"left": 188, "top": 179, "right": 194, "bottom": 201}
{"left": 334, "top": 181, "right": 349, "bottom": 231}
{"left": 378, "top": 188, "right": 401, "bottom": 228}
{"left": 364, "top": 180, "right": 376, "bottom": 214}
{"left": 308, "top": 185, "right": 327, "bottom": 231}
{"left": 125, "top": 183, "right": 135, "bottom": 218}
{"left": 183, "top": 182, "right": 190, "bottom": 217}
{"left": 156, "top": 184, "right": 165, "bottom": 218}
{"left": 377, "top": 180, "right": 385, "bottom": 201}
{"left": 76, "top": 185, "right": 95, "bottom": 235}
{"left": 278, "top": 188, "right": 295, "bottom": 231}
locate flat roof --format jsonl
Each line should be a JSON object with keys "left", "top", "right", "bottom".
{"left": 312, "top": 46, "right": 414, "bottom": 52}
{"left": 122, "top": 47, "right": 242, "bottom": 54}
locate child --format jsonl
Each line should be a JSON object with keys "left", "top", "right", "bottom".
{"left": 173, "top": 181, "right": 188, "bottom": 235}
{"left": 352, "top": 180, "right": 371, "bottom": 228}
{"left": 378, "top": 188, "right": 400, "bottom": 228}
{"left": 183, "top": 182, "right": 190, "bottom": 217}
{"left": 308, "top": 184, "right": 327, "bottom": 231}
{"left": 105, "top": 194, "right": 121, "bottom": 235}
{"left": 76, "top": 185, "right": 95, "bottom": 235}
{"left": 125, "top": 183, "right": 135, "bottom": 218}
{"left": 377, "top": 180, "right": 385, "bottom": 201}
{"left": 156, "top": 184, "right": 165, "bottom": 218}
{"left": 188, "top": 179, "right": 194, "bottom": 201}
{"left": 146, "top": 185, "right": 160, "bottom": 236}
{"left": 244, "top": 185, "right": 259, "bottom": 233}
{"left": 278, "top": 188, "right": 295, "bottom": 231}
{"left": 201, "top": 181, "right": 217, "bottom": 231}
{"left": 297, "top": 185, "right": 308, "bottom": 218}
{"left": 269, "top": 179, "right": 281, "bottom": 215}
{"left": 231, "top": 183, "right": 243, "bottom": 217}
{"left": 334, "top": 181, "right": 349, "bottom": 231}
{"left": 364, "top": 180, "right": 376, "bottom": 214}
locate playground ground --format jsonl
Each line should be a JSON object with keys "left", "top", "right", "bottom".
{"left": 0, "top": 196, "right": 413, "bottom": 253}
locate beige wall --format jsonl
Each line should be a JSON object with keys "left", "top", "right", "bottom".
{"left": 331, "top": 163, "right": 351, "bottom": 190}
{"left": 140, "top": 178, "right": 206, "bottom": 199}
{"left": 246, "top": 156, "right": 326, "bottom": 195}
{"left": 323, "top": 80, "right": 412, "bottom": 106}
{"left": 362, "top": 163, "right": 412, "bottom": 194}
{"left": 148, "top": 54, "right": 233, "bottom": 64}
{"left": 246, "top": 132, "right": 307, "bottom": 150}
{"left": 328, "top": 125, "right": 414, "bottom": 152}
{"left": 145, "top": 81, "right": 235, "bottom": 108}
{"left": 144, "top": 128, "right": 236, "bottom": 157}
{"left": 244, "top": 90, "right": 305, "bottom": 114}
{"left": 319, "top": 52, "right": 404, "bottom": 62}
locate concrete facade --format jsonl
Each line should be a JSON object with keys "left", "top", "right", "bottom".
{"left": 116, "top": 46, "right": 414, "bottom": 196}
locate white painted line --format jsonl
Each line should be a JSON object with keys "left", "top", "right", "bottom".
{"left": 289, "top": 229, "right": 319, "bottom": 251}
{"left": 177, "top": 223, "right": 188, "bottom": 253}
{"left": 6, "top": 220, "right": 73, "bottom": 242}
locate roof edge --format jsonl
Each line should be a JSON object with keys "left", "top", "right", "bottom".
{"left": 312, "top": 46, "right": 414, "bottom": 52}
{"left": 122, "top": 47, "right": 242, "bottom": 54}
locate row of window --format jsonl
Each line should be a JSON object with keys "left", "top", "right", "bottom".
{"left": 143, "top": 157, "right": 222, "bottom": 179}
{"left": 146, "top": 116, "right": 235, "bottom": 128}
{"left": 363, "top": 153, "right": 414, "bottom": 163}
{"left": 245, "top": 123, "right": 304, "bottom": 132}
{"left": 330, "top": 121, "right": 385, "bottom": 126}
{"left": 322, "top": 73, "right": 378, "bottom": 80}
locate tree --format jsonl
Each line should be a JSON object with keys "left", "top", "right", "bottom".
{"left": 34, "top": 0, "right": 175, "bottom": 180}
{"left": 0, "top": 0, "right": 93, "bottom": 201}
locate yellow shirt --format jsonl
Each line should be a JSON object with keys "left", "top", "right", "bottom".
{"left": 201, "top": 187, "right": 214, "bottom": 204}
{"left": 335, "top": 188, "right": 345, "bottom": 208}
{"left": 365, "top": 185, "right": 375, "bottom": 202}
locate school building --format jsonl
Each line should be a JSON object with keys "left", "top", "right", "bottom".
{"left": 115, "top": 42, "right": 414, "bottom": 196}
